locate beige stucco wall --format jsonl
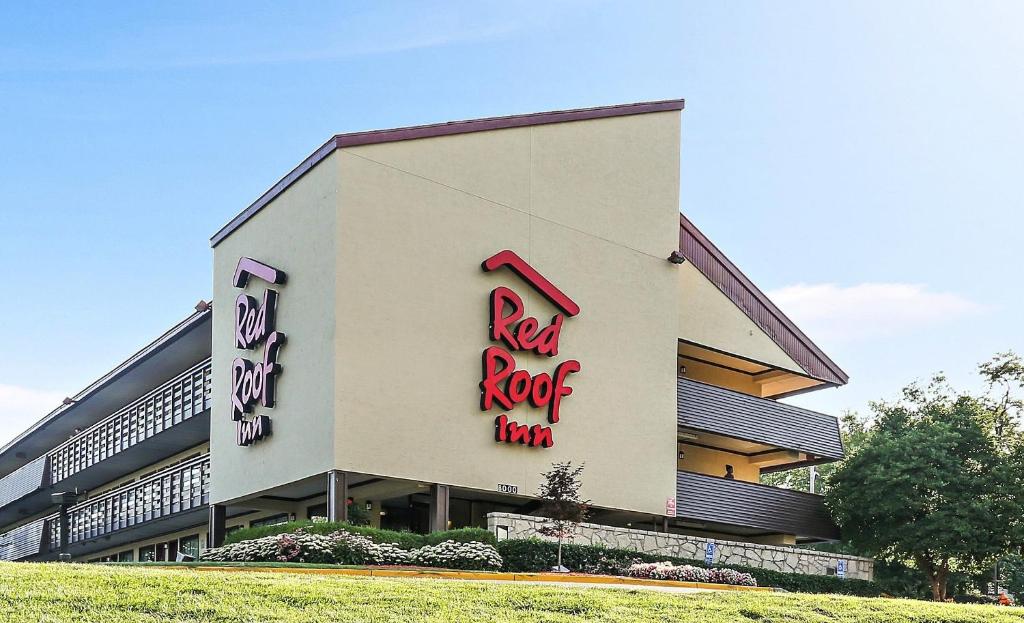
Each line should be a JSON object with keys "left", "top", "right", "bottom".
{"left": 677, "top": 262, "right": 803, "bottom": 375}
{"left": 333, "top": 111, "right": 681, "bottom": 515}
{"left": 209, "top": 111, "right": 685, "bottom": 516}
{"left": 210, "top": 152, "right": 339, "bottom": 505}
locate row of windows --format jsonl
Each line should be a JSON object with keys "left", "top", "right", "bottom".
{"left": 83, "top": 516, "right": 290, "bottom": 564}
{"left": 48, "top": 360, "right": 212, "bottom": 484}
{"left": 50, "top": 456, "right": 210, "bottom": 551}
{"left": 88, "top": 534, "right": 201, "bottom": 563}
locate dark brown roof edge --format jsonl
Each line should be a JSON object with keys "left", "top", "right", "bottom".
{"left": 210, "top": 99, "right": 685, "bottom": 247}
{"left": 678, "top": 213, "right": 849, "bottom": 385}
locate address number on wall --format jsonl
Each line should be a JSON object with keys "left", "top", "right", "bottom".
{"left": 497, "top": 483, "right": 519, "bottom": 494}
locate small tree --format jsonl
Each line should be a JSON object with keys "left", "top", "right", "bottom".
{"left": 537, "top": 462, "right": 589, "bottom": 572}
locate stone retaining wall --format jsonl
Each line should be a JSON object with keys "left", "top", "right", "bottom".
{"left": 486, "top": 512, "right": 874, "bottom": 581}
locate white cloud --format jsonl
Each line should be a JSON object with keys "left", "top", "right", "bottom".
{"left": 766, "top": 282, "right": 986, "bottom": 344}
{"left": 0, "top": 384, "right": 65, "bottom": 447}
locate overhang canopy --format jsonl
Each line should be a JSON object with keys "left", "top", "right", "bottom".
{"left": 678, "top": 214, "right": 848, "bottom": 386}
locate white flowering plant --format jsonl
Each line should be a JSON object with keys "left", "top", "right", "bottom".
{"left": 200, "top": 528, "right": 502, "bottom": 571}
{"left": 328, "top": 530, "right": 410, "bottom": 566}
{"left": 409, "top": 540, "right": 503, "bottom": 571}
{"left": 274, "top": 531, "right": 337, "bottom": 563}
{"left": 201, "top": 535, "right": 280, "bottom": 562}
{"left": 625, "top": 561, "right": 757, "bottom": 587}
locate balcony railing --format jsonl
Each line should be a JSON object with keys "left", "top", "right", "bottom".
{"left": 48, "top": 359, "right": 211, "bottom": 485}
{"left": 48, "top": 454, "right": 209, "bottom": 552}
{"left": 0, "top": 456, "right": 50, "bottom": 510}
{"left": 0, "top": 518, "right": 48, "bottom": 561}
{"left": 676, "top": 470, "right": 840, "bottom": 541}
{"left": 677, "top": 378, "right": 843, "bottom": 461}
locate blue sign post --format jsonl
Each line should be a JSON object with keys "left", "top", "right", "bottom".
{"left": 836, "top": 560, "right": 847, "bottom": 579}
{"left": 704, "top": 542, "right": 716, "bottom": 567}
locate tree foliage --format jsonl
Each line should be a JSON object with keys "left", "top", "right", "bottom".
{"left": 537, "top": 461, "right": 590, "bottom": 570}
{"left": 826, "top": 359, "right": 1024, "bottom": 601}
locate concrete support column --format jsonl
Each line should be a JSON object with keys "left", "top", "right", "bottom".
{"left": 57, "top": 505, "right": 70, "bottom": 556}
{"left": 207, "top": 504, "right": 227, "bottom": 548}
{"left": 428, "top": 484, "right": 450, "bottom": 533}
{"left": 327, "top": 470, "right": 348, "bottom": 523}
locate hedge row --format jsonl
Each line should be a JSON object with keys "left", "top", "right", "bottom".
{"left": 496, "top": 539, "right": 884, "bottom": 596}
{"left": 223, "top": 521, "right": 496, "bottom": 549}
{"left": 221, "top": 524, "right": 881, "bottom": 595}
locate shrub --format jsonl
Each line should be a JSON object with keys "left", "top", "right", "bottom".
{"left": 223, "top": 522, "right": 495, "bottom": 550}
{"left": 273, "top": 532, "right": 337, "bottom": 563}
{"left": 201, "top": 535, "right": 284, "bottom": 563}
{"left": 424, "top": 528, "right": 498, "bottom": 547}
{"left": 205, "top": 527, "right": 500, "bottom": 570}
{"left": 224, "top": 521, "right": 424, "bottom": 549}
{"left": 952, "top": 594, "right": 998, "bottom": 605}
{"left": 409, "top": 540, "right": 503, "bottom": 571}
{"left": 329, "top": 530, "right": 410, "bottom": 566}
{"left": 626, "top": 561, "right": 756, "bottom": 586}
{"left": 496, "top": 539, "right": 884, "bottom": 596}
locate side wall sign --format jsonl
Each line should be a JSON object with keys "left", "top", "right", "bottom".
{"left": 480, "top": 250, "right": 580, "bottom": 449}
{"left": 231, "top": 257, "right": 287, "bottom": 446}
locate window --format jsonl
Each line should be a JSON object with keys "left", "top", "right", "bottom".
{"left": 138, "top": 545, "right": 156, "bottom": 562}
{"left": 117, "top": 550, "right": 134, "bottom": 562}
{"left": 306, "top": 503, "right": 328, "bottom": 521}
{"left": 249, "top": 513, "right": 289, "bottom": 528}
{"left": 179, "top": 535, "right": 200, "bottom": 559}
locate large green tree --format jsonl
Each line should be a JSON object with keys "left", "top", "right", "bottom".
{"left": 826, "top": 370, "right": 1024, "bottom": 601}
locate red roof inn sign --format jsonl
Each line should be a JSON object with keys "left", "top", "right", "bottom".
{"left": 231, "top": 257, "right": 286, "bottom": 447}
{"left": 480, "top": 251, "right": 580, "bottom": 449}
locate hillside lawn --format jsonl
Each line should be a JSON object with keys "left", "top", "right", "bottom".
{"left": 0, "top": 562, "right": 1021, "bottom": 622}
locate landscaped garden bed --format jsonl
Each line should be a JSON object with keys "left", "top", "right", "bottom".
{"left": 496, "top": 538, "right": 884, "bottom": 596}
{"left": 197, "top": 522, "right": 892, "bottom": 593}
{"left": 202, "top": 526, "right": 504, "bottom": 571}
{"left": 199, "top": 523, "right": 762, "bottom": 588}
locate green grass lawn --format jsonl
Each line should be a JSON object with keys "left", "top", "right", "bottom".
{"left": 0, "top": 562, "right": 1020, "bottom": 622}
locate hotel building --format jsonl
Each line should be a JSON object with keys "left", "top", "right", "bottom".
{"left": 0, "top": 100, "right": 850, "bottom": 566}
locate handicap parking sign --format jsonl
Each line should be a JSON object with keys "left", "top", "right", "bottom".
{"left": 704, "top": 542, "right": 715, "bottom": 567}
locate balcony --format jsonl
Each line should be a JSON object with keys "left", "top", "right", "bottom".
{"left": 0, "top": 360, "right": 211, "bottom": 529}
{"left": 0, "top": 456, "right": 50, "bottom": 510}
{"left": 47, "top": 454, "right": 210, "bottom": 559}
{"left": 676, "top": 470, "right": 839, "bottom": 542}
{"left": 677, "top": 378, "right": 843, "bottom": 467}
{"left": 0, "top": 518, "right": 48, "bottom": 561}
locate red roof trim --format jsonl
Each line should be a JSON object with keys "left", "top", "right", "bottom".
{"left": 211, "top": 99, "right": 685, "bottom": 247}
{"left": 678, "top": 213, "right": 849, "bottom": 385}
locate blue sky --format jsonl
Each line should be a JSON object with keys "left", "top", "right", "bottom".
{"left": 1, "top": 1, "right": 1021, "bottom": 443}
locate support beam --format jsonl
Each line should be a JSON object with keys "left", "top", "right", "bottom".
{"left": 428, "top": 484, "right": 450, "bottom": 532}
{"left": 207, "top": 504, "right": 226, "bottom": 548}
{"left": 327, "top": 470, "right": 348, "bottom": 523}
{"left": 57, "top": 505, "right": 69, "bottom": 556}
{"left": 748, "top": 449, "right": 804, "bottom": 467}
{"left": 240, "top": 497, "right": 311, "bottom": 513}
